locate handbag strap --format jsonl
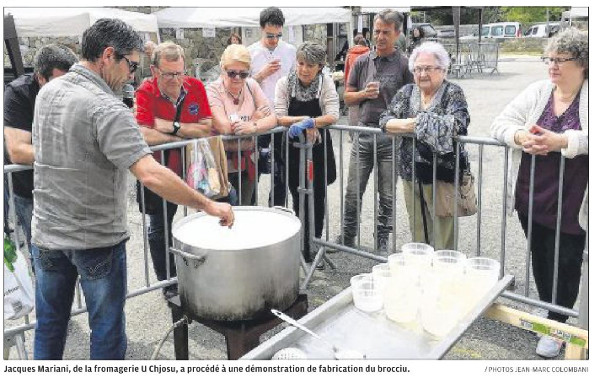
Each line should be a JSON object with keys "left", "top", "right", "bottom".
{"left": 417, "top": 181, "right": 430, "bottom": 245}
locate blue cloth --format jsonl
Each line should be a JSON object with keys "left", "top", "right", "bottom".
{"left": 288, "top": 118, "right": 315, "bottom": 138}
{"left": 31, "top": 240, "right": 128, "bottom": 359}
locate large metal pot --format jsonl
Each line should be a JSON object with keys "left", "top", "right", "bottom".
{"left": 171, "top": 206, "right": 301, "bottom": 321}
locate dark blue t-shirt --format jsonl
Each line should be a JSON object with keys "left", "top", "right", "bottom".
{"left": 3, "top": 73, "right": 39, "bottom": 198}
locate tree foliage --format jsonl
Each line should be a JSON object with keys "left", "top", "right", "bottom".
{"left": 499, "top": 7, "right": 568, "bottom": 24}
{"left": 410, "top": 6, "right": 568, "bottom": 26}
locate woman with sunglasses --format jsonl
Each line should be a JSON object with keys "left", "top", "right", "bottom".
{"left": 274, "top": 42, "right": 339, "bottom": 265}
{"left": 492, "top": 28, "right": 588, "bottom": 359}
{"left": 207, "top": 44, "right": 277, "bottom": 205}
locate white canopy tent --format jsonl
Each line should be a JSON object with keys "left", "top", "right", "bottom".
{"left": 153, "top": 7, "right": 352, "bottom": 28}
{"left": 4, "top": 7, "right": 160, "bottom": 37}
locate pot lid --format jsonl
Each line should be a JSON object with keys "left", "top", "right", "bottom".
{"left": 173, "top": 207, "right": 301, "bottom": 250}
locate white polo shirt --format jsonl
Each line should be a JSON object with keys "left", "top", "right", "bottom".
{"left": 248, "top": 40, "right": 297, "bottom": 108}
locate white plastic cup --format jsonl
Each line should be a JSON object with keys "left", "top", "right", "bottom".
{"left": 401, "top": 243, "right": 434, "bottom": 285}
{"left": 371, "top": 263, "right": 392, "bottom": 300}
{"left": 350, "top": 273, "right": 382, "bottom": 312}
{"left": 229, "top": 113, "right": 240, "bottom": 123}
{"left": 463, "top": 257, "right": 500, "bottom": 312}
{"left": 367, "top": 81, "right": 380, "bottom": 96}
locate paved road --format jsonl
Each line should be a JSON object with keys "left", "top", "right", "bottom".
{"left": 7, "top": 55, "right": 579, "bottom": 361}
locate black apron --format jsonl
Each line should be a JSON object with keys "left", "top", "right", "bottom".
{"left": 286, "top": 96, "right": 337, "bottom": 187}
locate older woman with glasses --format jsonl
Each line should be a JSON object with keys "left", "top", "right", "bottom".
{"left": 491, "top": 28, "right": 588, "bottom": 359}
{"left": 380, "top": 41, "right": 470, "bottom": 250}
{"left": 274, "top": 42, "right": 339, "bottom": 264}
{"left": 207, "top": 44, "right": 277, "bottom": 205}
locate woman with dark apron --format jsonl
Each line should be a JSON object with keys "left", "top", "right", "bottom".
{"left": 274, "top": 42, "right": 339, "bottom": 264}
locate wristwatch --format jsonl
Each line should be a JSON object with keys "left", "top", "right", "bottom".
{"left": 171, "top": 121, "right": 181, "bottom": 136}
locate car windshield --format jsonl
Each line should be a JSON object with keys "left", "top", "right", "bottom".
{"left": 491, "top": 26, "right": 504, "bottom": 36}
{"left": 505, "top": 25, "right": 517, "bottom": 36}
{"left": 525, "top": 26, "right": 537, "bottom": 36}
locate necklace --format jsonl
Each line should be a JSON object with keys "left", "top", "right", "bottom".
{"left": 226, "top": 88, "right": 242, "bottom": 105}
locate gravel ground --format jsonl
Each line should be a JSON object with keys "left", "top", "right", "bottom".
{"left": 5, "top": 55, "right": 583, "bottom": 361}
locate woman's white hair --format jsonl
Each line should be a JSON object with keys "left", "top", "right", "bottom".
{"left": 408, "top": 41, "right": 451, "bottom": 74}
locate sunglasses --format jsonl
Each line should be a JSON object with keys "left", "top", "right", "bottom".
{"left": 120, "top": 56, "right": 139, "bottom": 74}
{"left": 265, "top": 33, "right": 283, "bottom": 40}
{"left": 226, "top": 70, "right": 250, "bottom": 79}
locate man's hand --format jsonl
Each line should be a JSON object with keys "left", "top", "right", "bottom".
{"left": 257, "top": 60, "right": 281, "bottom": 82}
{"left": 362, "top": 82, "right": 380, "bottom": 100}
{"left": 154, "top": 119, "right": 177, "bottom": 134}
{"left": 205, "top": 201, "right": 235, "bottom": 228}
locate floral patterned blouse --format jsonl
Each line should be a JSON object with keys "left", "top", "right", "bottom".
{"left": 379, "top": 80, "right": 470, "bottom": 182}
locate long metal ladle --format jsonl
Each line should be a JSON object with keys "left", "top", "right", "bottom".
{"left": 271, "top": 309, "right": 365, "bottom": 359}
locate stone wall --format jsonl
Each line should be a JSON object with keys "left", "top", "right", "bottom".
{"left": 5, "top": 10, "right": 328, "bottom": 81}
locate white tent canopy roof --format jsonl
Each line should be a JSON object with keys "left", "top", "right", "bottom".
{"left": 154, "top": 7, "right": 352, "bottom": 29}
{"left": 562, "top": 7, "right": 588, "bottom": 19}
{"left": 4, "top": 7, "right": 160, "bottom": 37}
{"left": 359, "top": 7, "right": 410, "bottom": 14}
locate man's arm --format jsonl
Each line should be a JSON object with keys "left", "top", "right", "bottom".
{"left": 153, "top": 117, "right": 213, "bottom": 138}
{"left": 139, "top": 125, "right": 183, "bottom": 146}
{"left": 4, "top": 127, "right": 34, "bottom": 164}
{"left": 130, "top": 155, "right": 234, "bottom": 226}
{"left": 344, "top": 84, "right": 377, "bottom": 106}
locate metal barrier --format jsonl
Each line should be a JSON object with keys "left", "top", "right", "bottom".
{"left": 305, "top": 124, "right": 587, "bottom": 328}
{"left": 2, "top": 128, "right": 291, "bottom": 343}
{"left": 442, "top": 42, "right": 499, "bottom": 78}
{"left": 3, "top": 123, "right": 588, "bottom": 357}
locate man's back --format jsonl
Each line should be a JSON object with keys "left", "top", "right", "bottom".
{"left": 32, "top": 64, "right": 150, "bottom": 250}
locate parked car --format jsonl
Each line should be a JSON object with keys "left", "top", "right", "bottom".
{"left": 411, "top": 22, "right": 438, "bottom": 38}
{"left": 489, "top": 22, "right": 522, "bottom": 38}
{"left": 460, "top": 25, "right": 491, "bottom": 40}
{"left": 437, "top": 28, "right": 456, "bottom": 39}
{"left": 460, "top": 22, "right": 522, "bottom": 40}
{"left": 524, "top": 22, "right": 561, "bottom": 38}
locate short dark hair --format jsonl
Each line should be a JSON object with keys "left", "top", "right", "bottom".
{"left": 259, "top": 7, "right": 285, "bottom": 28}
{"left": 33, "top": 44, "right": 78, "bottom": 81}
{"left": 374, "top": 9, "right": 404, "bottom": 32}
{"left": 81, "top": 18, "right": 143, "bottom": 62}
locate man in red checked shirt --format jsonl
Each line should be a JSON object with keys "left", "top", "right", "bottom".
{"left": 135, "top": 41, "right": 212, "bottom": 299}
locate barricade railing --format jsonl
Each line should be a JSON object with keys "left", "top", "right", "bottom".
{"left": 442, "top": 42, "right": 499, "bottom": 78}
{"left": 2, "top": 127, "right": 290, "bottom": 342}
{"left": 3, "top": 124, "right": 587, "bottom": 357}
{"left": 305, "top": 124, "right": 587, "bottom": 329}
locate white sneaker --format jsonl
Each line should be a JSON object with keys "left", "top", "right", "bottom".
{"left": 536, "top": 335, "right": 563, "bottom": 358}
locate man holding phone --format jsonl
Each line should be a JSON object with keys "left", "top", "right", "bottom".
{"left": 248, "top": 7, "right": 296, "bottom": 206}
{"left": 336, "top": 9, "right": 413, "bottom": 254}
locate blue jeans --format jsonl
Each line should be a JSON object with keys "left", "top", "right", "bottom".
{"left": 14, "top": 194, "right": 33, "bottom": 253}
{"left": 31, "top": 240, "right": 127, "bottom": 359}
{"left": 342, "top": 132, "right": 398, "bottom": 240}
{"left": 148, "top": 202, "right": 178, "bottom": 282}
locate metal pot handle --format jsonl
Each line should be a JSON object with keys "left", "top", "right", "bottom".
{"left": 274, "top": 206, "right": 295, "bottom": 215}
{"left": 170, "top": 247, "right": 207, "bottom": 268}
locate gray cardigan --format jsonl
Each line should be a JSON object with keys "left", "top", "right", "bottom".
{"left": 490, "top": 79, "right": 588, "bottom": 230}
